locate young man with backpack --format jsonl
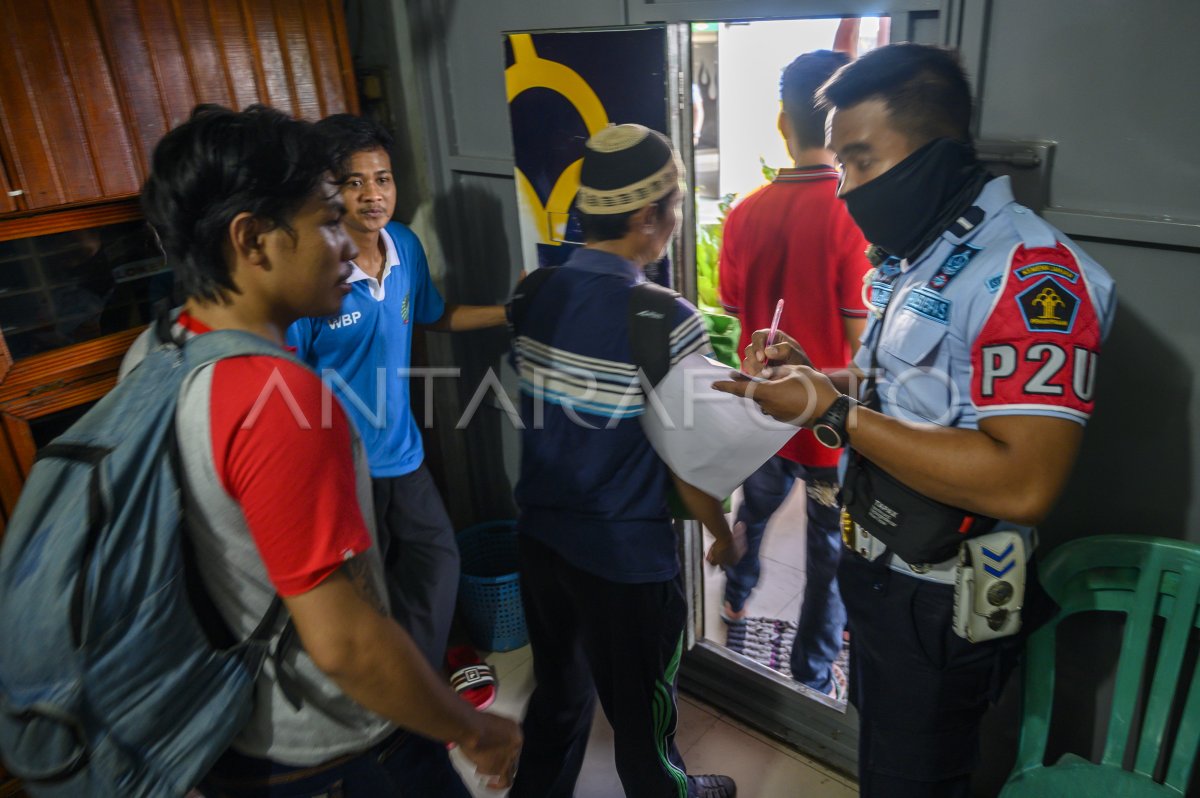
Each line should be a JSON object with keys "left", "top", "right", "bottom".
{"left": 0, "top": 105, "right": 520, "bottom": 797}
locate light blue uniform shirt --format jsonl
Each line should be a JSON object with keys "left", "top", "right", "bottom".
{"left": 848, "top": 176, "right": 1117, "bottom": 561}
{"left": 287, "top": 221, "right": 445, "bottom": 477}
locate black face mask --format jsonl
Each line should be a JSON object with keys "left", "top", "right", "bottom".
{"left": 841, "top": 137, "right": 989, "bottom": 261}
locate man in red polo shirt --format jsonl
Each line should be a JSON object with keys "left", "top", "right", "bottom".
{"left": 717, "top": 50, "right": 870, "bottom": 699}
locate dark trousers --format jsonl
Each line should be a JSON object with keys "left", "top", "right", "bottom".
{"left": 371, "top": 464, "right": 460, "bottom": 668}
{"left": 202, "top": 729, "right": 471, "bottom": 797}
{"left": 839, "top": 551, "right": 1024, "bottom": 798}
{"left": 510, "top": 535, "right": 691, "bottom": 798}
{"left": 723, "top": 456, "right": 846, "bottom": 692}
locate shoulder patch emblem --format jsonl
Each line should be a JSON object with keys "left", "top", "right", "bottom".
{"left": 1016, "top": 277, "right": 1079, "bottom": 334}
{"left": 401, "top": 294, "right": 411, "bottom": 324}
{"left": 1015, "top": 262, "right": 1079, "bottom": 283}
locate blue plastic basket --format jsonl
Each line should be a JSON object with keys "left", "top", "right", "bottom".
{"left": 456, "top": 521, "right": 528, "bottom": 652}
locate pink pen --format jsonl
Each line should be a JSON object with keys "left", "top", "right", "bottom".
{"left": 765, "top": 298, "right": 784, "bottom": 365}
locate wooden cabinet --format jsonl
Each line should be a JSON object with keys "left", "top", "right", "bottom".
{"left": 0, "top": 328, "right": 143, "bottom": 534}
{"left": 0, "top": 0, "right": 357, "bottom": 215}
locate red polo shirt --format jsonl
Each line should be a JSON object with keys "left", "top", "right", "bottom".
{"left": 178, "top": 312, "right": 372, "bottom": 596}
{"left": 718, "top": 166, "right": 870, "bottom": 467}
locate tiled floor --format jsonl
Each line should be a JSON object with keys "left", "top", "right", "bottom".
{"left": 451, "top": 478, "right": 859, "bottom": 795}
{"left": 450, "top": 644, "right": 859, "bottom": 797}
{"left": 702, "top": 481, "right": 814, "bottom": 644}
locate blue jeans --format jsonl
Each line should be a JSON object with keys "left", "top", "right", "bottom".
{"left": 201, "top": 730, "right": 472, "bottom": 797}
{"left": 723, "top": 456, "right": 847, "bottom": 693}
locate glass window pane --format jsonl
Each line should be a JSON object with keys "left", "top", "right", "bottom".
{"left": 0, "top": 220, "right": 171, "bottom": 361}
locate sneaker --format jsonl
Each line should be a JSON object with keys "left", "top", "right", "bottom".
{"left": 720, "top": 600, "right": 748, "bottom": 625}
{"left": 688, "top": 773, "right": 737, "bottom": 797}
{"left": 446, "top": 645, "right": 497, "bottom": 711}
{"left": 826, "top": 662, "right": 848, "bottom": 702}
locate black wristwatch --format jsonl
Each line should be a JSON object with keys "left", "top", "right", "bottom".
{"left": 813, "top": 394, "right": 855, "bottom": 449}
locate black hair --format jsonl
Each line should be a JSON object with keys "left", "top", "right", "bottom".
{"left": 141, "top": 104, "right": 337, "bottom": 304}
{"left": 780, "top": 50, "right": 850, "bottom": 150}
{"left": 817, "top": 43, "right": 974, "bottom": 144}
{"left": 313, "top": 113, "right": 395, "bottom": 172}
{"left": 577, "top": 190, "right": 678, "bottom": 243}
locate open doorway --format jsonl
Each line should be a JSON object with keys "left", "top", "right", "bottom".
{"left": 691, "top": 16, "right": 889, "bottom": 708}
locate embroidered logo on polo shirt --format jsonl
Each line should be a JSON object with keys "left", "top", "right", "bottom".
{"left": 401, "top": 294, "right": 411, "bottom": 324}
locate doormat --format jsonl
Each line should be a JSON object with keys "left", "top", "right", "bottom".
{"left": 724, "top": 617, "right": 850, "bottom": 689}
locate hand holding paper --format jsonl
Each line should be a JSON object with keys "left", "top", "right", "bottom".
{"left": 639, "top": 353, "right": 798, "bottom": 501}
{"left": 712, "top": 363, "right": 841, "bottom": 426}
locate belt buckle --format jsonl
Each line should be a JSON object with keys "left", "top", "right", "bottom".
{"left": 842, "top": 511, "right": 882, "bottom": 561}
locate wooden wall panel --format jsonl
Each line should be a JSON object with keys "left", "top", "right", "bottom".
{"left": 132, "top": 0, "right": 201, "bottom": 130}
{"left": 0, "top": 161, "right": 18, "bottom": 215}
{"left": 46, "top": 1, "right": 142, "bottom": 199}
{"left": 175, "top": 0, "right": 237, "bottom": 109}
{"left": 0, "top": 0, "right": 357, "bottom": 218}
{"left": 91, "top": 0, "right": 172, "bottom": 179}
{"left": 207, "top": 0, "right": 268, "bottom": 111}
{"left": 0, "top": 3, "right": 94, "bottom": 208}
{"left": 275, "top": 0, "right": 323, "bottom": 120}
{"left": 244, "top": 0, "right": 299, "bottom": 115}
{"left": 0, "top": 2, "right": 140, "bottom": 209}
{"left": 304, "top": 0, "right": 355, "bottom": 117}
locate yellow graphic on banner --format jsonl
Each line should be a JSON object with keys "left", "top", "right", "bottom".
{"left": 505, "top": 33, "right": 609, "bottom": 246}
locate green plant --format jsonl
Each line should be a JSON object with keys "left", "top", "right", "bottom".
{"left": 695, "top": 190, "right": 741, "bottom": 367}
{"left": 695, "top": 191, "right": 737, "bottom": 313}
{"left": 760, "top": 155, "right": 778, "bottom": 184}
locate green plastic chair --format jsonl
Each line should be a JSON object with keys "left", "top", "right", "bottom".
{"left": 1001, "top": 535, "right": 1200, "bottom": 798}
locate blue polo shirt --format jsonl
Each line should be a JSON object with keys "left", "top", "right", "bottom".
{"left": 511, "top": 248, "right": 711, "bottom": 583}
{"left": 287, "top": 221, "right": 445, "bottom": 477}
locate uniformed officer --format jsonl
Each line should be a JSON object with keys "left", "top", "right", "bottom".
{"left": 715, "top": 44, "right": 1116, "bottom": 797}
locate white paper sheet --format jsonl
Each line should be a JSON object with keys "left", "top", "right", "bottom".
{"left": 639, "top": 352, "right": 799, "bottom": 499}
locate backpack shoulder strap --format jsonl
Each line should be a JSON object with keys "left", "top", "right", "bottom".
{"left": 628, "top": 281, "right": 680, "bottom": 389}
{"left": 507, "top": 266, "right": 558, "bottom": 335}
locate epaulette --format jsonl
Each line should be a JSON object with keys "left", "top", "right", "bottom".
{"left": 1005, "top": 203, "right": 1058, "bottom": 249}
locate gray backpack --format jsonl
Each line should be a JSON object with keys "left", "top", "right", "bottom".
{"left": 0, "top": 324, "right": 293, "bottom": 797}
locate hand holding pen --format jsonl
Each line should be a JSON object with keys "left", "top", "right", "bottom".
{"left": 764, "top": 299, "right": 785, "bottom": 366}
{"left": 739, "top": 328, "right": 813, "bottom": 379}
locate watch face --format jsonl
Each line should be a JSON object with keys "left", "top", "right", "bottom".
{"left": 814, "top": 423, "right": 842, "bottom": 449}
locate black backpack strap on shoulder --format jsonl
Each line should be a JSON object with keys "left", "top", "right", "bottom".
{"left": 628, "top": 282, "right": 680, "bottom": 390}
{"left": 507, "top": 266, "right": 558, "bottom": 335}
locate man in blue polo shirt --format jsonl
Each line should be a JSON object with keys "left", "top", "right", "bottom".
{"left": 508, "top": 124, "right": 742, "bottom": 798}
{"left": 287, "top": 115, "right": 506, "bottom": 706}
